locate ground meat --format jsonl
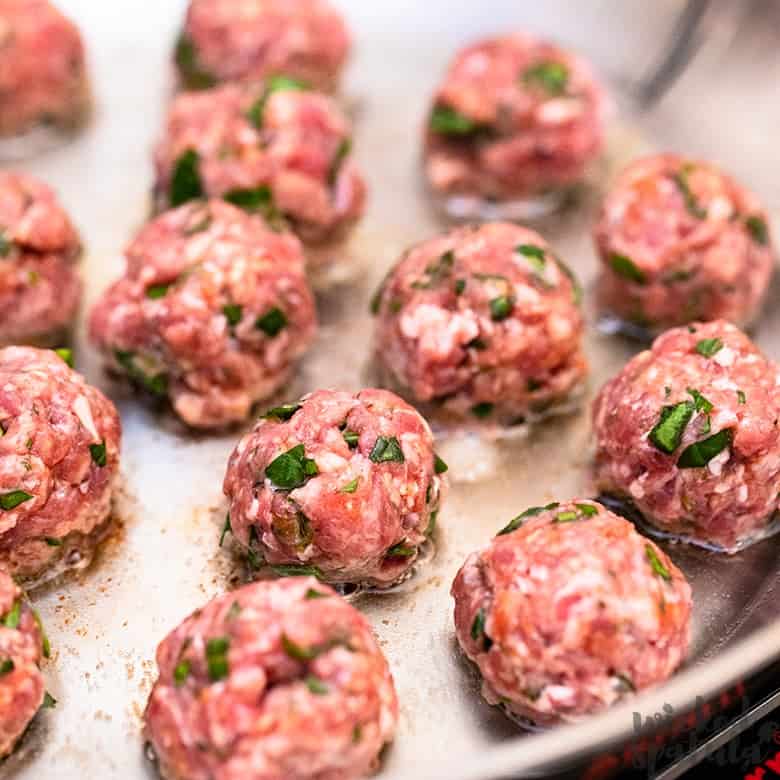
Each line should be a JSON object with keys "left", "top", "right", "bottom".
{"left": 90, "top": 200, "right": 316, "bottom": 429}
{"left": 371, "top": 223, "right": 587, "bottom": 426}
{"left": 153, "top": 82, "right": 365, "bottom": 248}
{"left": 144, "top": 577, "right": 398, "bottom": 780}
{"left": 0, "top": 347, "right": 121, "bottom": 582}
{"left": 223, "top": 388, "right": 446, "bottom": 587}
{"left": 593, "top": 320, "right": 780, "bottom": 552}
{"left": 0, "top": 570, "right": 46, "bottom": 758}
{"left": 451, "top": 500, "right": 691, "bottom": 727}
{"left": 0, "top": 0, "right": 89, "bottom": 138}
{"left": 0, "top": 171, "right": 81, "bottom": 346}
{"left": 424, "top": 33, "right": 605, "bottom": 206}
{"left": 176, "top": 0, "right": 350, "bottom": 93}
{"left": 594, "top": 154, "right": 774, "bottom": 334}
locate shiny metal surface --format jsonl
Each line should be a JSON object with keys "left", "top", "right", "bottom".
{"left": 3, "top": 1, "right": 780, "bottom": 778}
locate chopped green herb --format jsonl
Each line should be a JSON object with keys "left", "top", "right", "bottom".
{"left": 609, "top": 253, "right": 646, "bottom": 285}
{"left": 89, "top": 440, "right": 107, "bottom": 467}
{"left": 386, "top": 541, "right": 415, "bottom": 558}
{"left": 429, "top": 105, "right": 478, "bottom": 135}
{"left": 265, "top": 444, "right": 318, "bottom": 490}
{"left": 369, "top": 436, "right": 405, "bottom": 464}
{"left": 223, "top": 185, "right": 275, "bottom": 219}
{"left": 575, "top": 503, "right": 599, "bottom": 517}
{"left": 352, "top": 725, "right": 363, "bottom": 743}
{"left": 170, "top": 149, "right": 204, "bottom": 207}
{"left": 497, "top": 502, "right": 560, "bottom": 536}
{"left": 0, "top": 490, "right": 33, "bottom": 511}
{"left": 426, "top": 510, "right": 438, "bottom": 537}
{"left": 0, "top": 230, "right": 11, "bottom": 258}
{"left": 454, "top": 278, "right": 466, "bottom": 295}
{"left": 342, "top": 430, "right": 359, "bottom": 448}
{"left": 223, "top": 304, "right": 243, "bottom": 327}
{"left": 700, "top": 416, "right": 712, "bottom": 435}
{"left": 146, "top": 283, "right": 171, "bottom": 300}
{"left": 340, "top": 477, "right": 359, "bottom": 494}
{"left": 247, "top": 75, "right": 309, "bottom": 128}
{"left": 262, "top": 403, "right": 302, "bottom": 421}
{"left": 645, "top": 544, "right": 671, "bottom": 581}
{"left": 553, "top": 510, "right": 578, "bottom": 523}
{"left": 471, "top": 402, "right": 494, "bottom": 419}
{"left": 737, "top": 390, "right": 746, "bottom": 405}
{"left": 219, "top": 514, "right": 231, "bottom": 547}
{"left": 434, "top": 454, "right": 448, "bottom": 474}
{"left": 305, "top": 675, "right": 329, "bottom": 695}
{"left": 677, "top": 428, "right": 733, "bottom": 469}
{"left": 672, "top": 167, "right": 706, "bottom": 219}
{"left": 2, "top": 601, "right": 20, "bottom": 629}
{"left": 44, "top": 537, "right": 62, "bottom": 547}
{"left": 305, "top": 588, "right": 328, "bottom": 600}
{"left": 517, "top": 243, "right": 547, "bottom": 276}
{"left": 42, "top": 691, "right": 57, "bottom": 709}
{"left": 54, "top": 348, "right": 74, "bottom": 368}
{"left": 648, "top": 402, "right": 694, "bottom": 454}
{"left": 557, "top": 257, "right": 584, "bottom": 305}
{"left": 174, "top": 33, "right": 216, "bottom": 89}
{"left": 470, "top": 608, "right": 493, "bottom": 651}
{"left": 32, "top": 610, "right": 50, "bottom": 658}
{"left": 114, "top": 350, "right": 169, "bottom": 397}
{"left": 328, "top": 138, "right": 352, "bottom": 187}
{"left": 256, "top": 307, "right": 288, "bottom": 337}
{"left": 0, "top": 659, "right": 13, "bottom": 676}
{"left": 205, "top": 636, "right": 230, "bottom": 682}
{"left": 271, "top": 563, "right": 323, "bottom": 578}
{"left": 467, "top": 337, "right": 487, "bottom": 351}
{"left": 281, "top": 633, "right": 319, "bottom": 662}
{"left": 695, "top": 337, "right": 724, "bottom": 358}
{"left": 490, "top": 295, "right": 514, "bottom": 321}
{"left": 411, "top": 251, "right": 455, "bottom": 290}
{"left": 173, "top": 659, "right": 190, "bottom": 686}
{"left": 745, "top": 215, "right": 769, "bottom": 246}
{"left": 686, "top": 388, "right": 713, "bottom": 414}
{"left": 522, "top": 61, "right": 569, "bottom": 95}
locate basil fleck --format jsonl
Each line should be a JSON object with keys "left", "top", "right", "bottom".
{"left": 470, "top": 608, "right": 493, "bottom": 651}
{"left": 434, "top": 454, "right": 448, "bottom": 474}
{"left": 45, "top": 537, "right": 62, "bottom": 547}
{"left": 609, "top": 253, "right": 646, "bottom": 285}
{"left": 429, "top": 105, "right": 478, "bottom": 135}
{"left": 263, "top": 403, "right": 302, "bottom": 421}
{"left": 554, "top": 510, "right": 578, "bottom": 523}
{"left": 677, "top": 428, "right": 733, "bottom": 469}
{"left": 386, "top": 541, "right": 416, "bottom": 558}
{"left": 0, "top": 491, "right": 33, "bottom": 511}
{"left": 517, "top": 243, "right": 547, "bottom": 276}
{"left": 687, "top": 388, "right": 713, "bottom": 414}
{"left": 146, "top": 284, "right": 171, "bottom": 300}
{"left": 490, "top": 295, "right": 514, "bottom": 321}
{"left": 223, "top": 304, "right": 243, "bottom": 327}
{"left": 645, "top": 544, "right": 671, "bottom": 581}
{"left": 265, "top": 444, "right": 318, "bottom": 490}
{"left": 649, "top": 402, "right": 694, "bottom": 454}
{"left": 305, "top": 588, "right": 328, "bottom": 600}
{"left": 673, "top": 167, "right": 706, "bottom": 219}
{"left": 281, "top": 634, "right": 319, "bottom": 662}
{"left": 42, "top": 692, "right": 57, "bottom": 709}
{"left": 247, "top": 75, "right": 309, "bottom": 128}
{"left": 89, "top": 441, "right": 107, "bottom": 468}
{"left": 174, "top": 33, "right": 216, "bottom": 89}
{"left": 54, "top": 348, "right": 74, "bottom": 368}
{"left": 737, "top": 390, "right": 746, "bottom": 405}
{"left": 0, "top": 659, "right": 13, "bottom": 676}
{"left": 745, "top": 215, "right": 769, "bottom": 246}
{"left": 205, "top": 637, "right": 230, "bottom": 682}
{"left": 256, "top": 307, "right": 288, "bottom": 337}
{"left": 342, "top": 430, "right": 359, "bottom": 448}
{"left": 305, "top": 675, "right": 329, "bottom": 695}
{"left": 340, "top": 477, "right": 359, "bottom": 494}
{"left": 271, "top": 563, "right": 323, "bottom": 578}
{"left": 170, "top": 149, "right": 203, "bottom": 207}
{"left": 455, "top": 278, "right": 466, "bottom": 295}
{"left": 471, "top": 402, "right": 494, "bottom": 419}
{"left": 32, "top": 610, "right": 50, "bottom": 658}
{"left": 173, "top": 659, "right": 190, "bottom": 686}
{"left": 328, "top": 138, "right": 352, "bottom": 187}
{"left": 223, "top": 185, "right": 276, "bottom": 221}
{"left": 522, "top": 61, "right": 569, "bottom": 95}
{"left": 695, "top": 338, "right": 724, "bottom": 358}
{"left": 2, "top": 601, "right": 20, "bottom": 629}
{"left": 497, "top": 502, "right": 560, "bottom": 536}
{"left": 369, "top": 436, "right": 405, "bottom": 464}
{"left": 0, "top": 230, "right": 11, "bottom": 258}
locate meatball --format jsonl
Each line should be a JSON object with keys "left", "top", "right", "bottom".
{"left": 90, "top": 200, "right": 316, "bottom": 429}
{"left": 0, "top": 171, "right": 82, "bottom": 346}
{"left": 0, "top": 347, "right": 121, "bottom": 582}
{"left": 593, "top": 320, "right": 780, "bottom": 552}
{"left": 595, "top": 154, "right": 774, "bottom": 335}
{"left": 0, "top": 0, "right": 90, "bottom": 139}
{"left": 176, "top": 0, "right": 351, "bottom": 93}
{"left": 371, "top": 223, "right": 586, "bottom": 427}
{"left": 451, "top": 500, "right": 691, "bottom": 727}
{"left": 153, "top": 82, "right": 365, "bottom": 248}
{"left": 144, "top": 577, "right": 398, "bottom": 780}
{"left": 0, "top": 570, "right": 47, "bottom": 758}
{"left": 223, "top": 388, "right": 447, "bottom": 587}
{"left": 424, "top": 34, "right": 605, "bottom": 219}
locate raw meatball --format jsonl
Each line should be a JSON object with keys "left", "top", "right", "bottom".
{"left": 176, "top": 0, "right": 350, "bottom": 93}
{"left": 0, "top": 0, "right": 90, "bottom": 138}
{"left": 371, "top": 223, "right": 586, "bottom": 426}
{"left": 144, "top": 577, "right": 398, "bottom": 780}
{"left": 0, "top": 347, "right": 121, "bottom": 582}
{"left": 153, "top": 82, "right": 365, "bottom": 248}
{"left": 595, "top": 154, "right": 774, "bottom": 334}
{"left": 89, "top": 200, "right": 317, "bottom": 429}
{"left": 0, "top": 570, "right": 47, "bottom": 758}
{"left": 0, "top": 171, "right": 82, "bottom": 346}
{"left": 223, "top": 388, "right": 447, "bottom": 587}
{"left": 424, "top": 34, "right": 605, "bottom": 217}
{"left": 451, "top": 500, "right": 691, "bottom": 727}
{"left": 593, "top": 320, "right": 780, "bottom": 552}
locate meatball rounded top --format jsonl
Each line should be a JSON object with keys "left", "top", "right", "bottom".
{"left": 89, "top": 199, "right": 317, "bottom": 428}
{"left": 179, "top": 0, "right": 351, "bottom": 92}
{"left": 593, "top": 320, "right": 780, "bottom": 550}
{"left": 154, "top": 82, "right": 364, "bottom": 244}
{"left": 452, "top": 500, "right": 691, "bottom": 724}
{"left": 373, "top": 222, "right": 585, "bottom": 419}
{"left": 144, "top": 577, "right": 398, "bottom": 780}
{"left": 224, "top": 388, "right": 445, "bottom": 587}
{"left": 595, "top": 153, "right": 773, "bottom": 288}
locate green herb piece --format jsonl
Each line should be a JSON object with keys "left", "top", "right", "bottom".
{"left": 0, "top": 230, "right": 11, "bottom": 258}
{"left": 256, "top": 307, "right": 288, "bottom": 337}
{"left": 265, "top": 444, "right": 318, "bottom": 490}
{"left": 263, "top": 403, "right": 302, "bottom": 421}
{"left": 695, "top": 338, "right": 724, "bottom": 358}
{"left": 470, "top": 608, "right": 493, "bottom": 651}
{"left": 174, "top": 33, "right": 216, "bottom": 89}
{"left": 223, "top": 304, "right": 243, "bottom": 327}
{"left": 557, "top": 257, "right": 584, "bottom": 305}
{"left": 369, "top": 436, "right": 405, "bottom": 464}
{"left": 467, "top": 337, "right": 487, "bottom": 351}
{"left": 434, "top": 454, "right": 448, "bottom": 474}
{"left": 146, "top": 284, "right": 171, "bottom": 300}
{"left": 497, "top": 502, "right": 560, "bottom": 536}
{"left": 2, "top": 601, "right": 20, "bottom": 629}
{"left": 677, "top": 428, "right": 733, "bottom": 469}
{"left": 89, "top": 441, "right": 107, "bottom": 468}
{"left": 517, "top": 243, "right": 547, "bottom": 276}
{"left": 352, "top": 725, "right": 363, "bottom": 743}
{"left": 223, "top": 185, "right": 275, "bottom": 218}
{"left": 648, "top": 402, "right": 694, "bottom": 454}
{"left": 490, "top": 295, "right": 514, "bottom": 321}
{"left": 0, "top": 659, "right": 13, "bottom": 676}
{"left": 687, "top": 388, "right": 713, "bottom": 414}
{"left": 342, "top": 430, "right": 359, "bottom": 448}
{"left": 737, "top": 390, "right": 746, "bottom": 405}
{"left": 205, "top": 637, "right": 230, "bottom": 681}
{"left": 411, "top": 251, "right": 455, "bottom": 290}
{"left": 227, "top": 601, "right": 242, "bottom": 620}
{"left": 609, "top": 253, "right": 646, "bottom": 285}
{"left": 426, "top": 510, "right": 438, "bottom": 537}
{"left": 115, "top": 350, "right": 170, "bottom": 398}
{"left": 42, "top": 691, "right": 57, "bottom": 709}
{"left": 429, "top": 105, "right": 478, "bottom": 135}
{"left": 745, "top": 215, "right": 769, "bottom": 246}
{"left": 645, "top": 544, "right": 671, "bottom": 581}
{"left": 271, "top": 563, "right": 323, "bottom": 578}
{"left": 386, "top": 541, "right": 416, "bottom": 558}
{"left": 54, "top": 348, "right": 74, "bottom": 368}
{"left": 554, "top": 510, "right": 578, "bottom": 523}
{"left": 673, "top": 167, "right": 706, "bottom": 219}
{"left": 0, "top": 490, "right": 33, "bottom": 511}
{"left": 522, "top": 61, "right": 569, "bottom": 95}
{"left": 471, "top": 402, "right": 494, "bottom": 419}
{"left": 328, "top": 138, "right": 352, "bottom": 187}
{"left": 219, "top": 514, "right": 231, "bottom": 547}
{"left": 45, "top": 537, "right": 62, "bottom": 547}
{"left": 700, "top": 416, "right": 711, "bottom": 435}
{"left": 575, "top": 503, "right": 599, "bottom": 517}
{"left": 454, "top": 278, "right": 466, "bottom": 295}
{"left": 305, "top": 588, "right": 328, "bottom": 600}
{"left": 340, "top": 477, "right": 359, "bottom": 494}
{"left": 281, "top": 633, "right": 319, "bottom": 662}
{"left": 173, "top": 659, "right": 190, "bottom": 686}
{"left": 305, "top": 675, "right": 329, "bottom": 695}
{"left": 170, "top": 149, "right": 203, "bottom": 207}
{"left": 31, "top": 609, "right": 50, "bottom": 658}
{"left": 247, "top": 75, "right": 309, "bottom": 128}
